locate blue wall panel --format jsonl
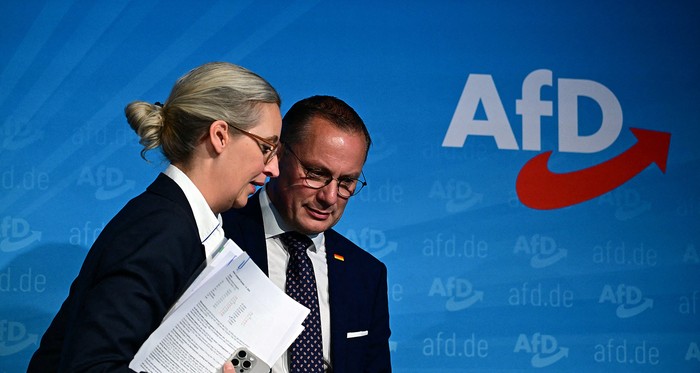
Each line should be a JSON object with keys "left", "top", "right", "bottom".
{"left": 1, "top": 1, "right": 699, "bottom": 371}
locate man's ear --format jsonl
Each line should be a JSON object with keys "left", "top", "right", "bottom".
{"left": 209, "top": 120, "right": 229, "bottom": 154}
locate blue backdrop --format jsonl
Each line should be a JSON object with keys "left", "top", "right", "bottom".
{"left": 1, "top": 1, "right": 699, "bottom": 372}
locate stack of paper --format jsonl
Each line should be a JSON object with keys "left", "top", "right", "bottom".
{"left": 129, "top": 239, "right": 309, "bottom": 373}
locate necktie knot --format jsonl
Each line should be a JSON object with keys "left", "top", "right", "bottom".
{"left": 280, "top": 231, "right": 313, "bottom": 256}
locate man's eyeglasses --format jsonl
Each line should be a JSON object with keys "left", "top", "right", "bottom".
{"left": 227, "top": 123, "right": 279, "bottom": 165}
{"left": 284, "top": 145, "right": 367, "bottom": 198}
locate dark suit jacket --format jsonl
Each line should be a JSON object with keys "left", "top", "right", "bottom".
{"left": 28, "top": 174, "right": 206, "bottom": 373}
{"left": 222, "top": 191, "right": 392, "bottom": 373}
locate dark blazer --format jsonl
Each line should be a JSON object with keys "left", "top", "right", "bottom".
{"left": 222, "top": 191, "right": 392, "bottom": 373}
{"left": 28, "top": 174, "right": 206, "bottom": 373}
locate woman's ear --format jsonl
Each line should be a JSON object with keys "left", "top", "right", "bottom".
{"left": 209, "top": 120, "right": 229, "bottom": 154}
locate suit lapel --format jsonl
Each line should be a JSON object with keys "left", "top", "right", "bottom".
{"left": 148, "top": 173, "right": 198, "bottom": 225}
{"left": 223, "top": 191, "right": 269, "bottom": 274}
{"left": 245, "top": 223, "right": 269, "bottom": 275}
{"left": 325, "top": 230, "right": 349, "bottom": 373}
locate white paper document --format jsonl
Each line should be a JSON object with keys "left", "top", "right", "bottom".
{"left": 129, "top": 239, "right": 309, "bottom": 373}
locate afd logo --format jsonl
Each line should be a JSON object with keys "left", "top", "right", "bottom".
{"left": 2, "top": 119, "right": 43, "bottom": 150}
{"left": 684, "top": 244, "right": 699, "bottom": 264}
{"left": 77, "top": 166, "right": 135, "bottom": 200}
{"left": 599, "top": 284, "right": 654, "bottom": 318}
{"left": 687, "top": 342, "right": 700, "bottom": 362}
{"left": 0, "top": 320, "right": 38, "bottom": 356}
{"left": 345, "top": 228, "right": 398, "bottom": 259}
{"left": 514, "top": 333, "right": 569, "bottom": 368}
{"left": 428, "top": 277, "right": 484, "bottom": 311}
{"left": 513, "top": 234, "right": 567, "bottom": 268}
{"left": 428, "top": 179, "right": 483, "bottom": 213}
{"left": 599, "top": 188, "right": 651, "bottom": 221}
{"left": 365, "top": 132, "right": 398, "bottom": 164}
{"left": 443, "top": 69, "right": 671, "bottom": 209}
{"left": 1, "top": 216, "right": 41, "bottom": 253}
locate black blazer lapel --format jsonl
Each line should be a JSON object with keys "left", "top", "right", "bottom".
{"left": 222, "top": 191, "right": 269, "bottom": 275}
{"left": 326, "top": 230, "right": 349, "bottom": 373}
{"left": 147, "top": 173, "right": 198, "bottom": 225}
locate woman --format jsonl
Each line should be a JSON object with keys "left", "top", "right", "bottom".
{"left": 28, "top": 62, "right": 281, "bottom": 372}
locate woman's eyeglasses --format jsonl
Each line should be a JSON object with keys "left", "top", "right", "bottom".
{"left": 228, "top": 123, "right": 279, "bottom": 165}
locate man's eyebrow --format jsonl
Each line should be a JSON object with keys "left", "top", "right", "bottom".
{"left": 266, "top": 135, "right": 279, "bottom": 143}
{"left": 308, "top": 165, "right": 361, "bottom": 179}
{"left": 304, "top": 163, "right": 330, "bottom": 173}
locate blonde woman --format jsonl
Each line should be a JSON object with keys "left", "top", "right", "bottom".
{"left": 29, "top": 62, "right": 281, "bottom": 372}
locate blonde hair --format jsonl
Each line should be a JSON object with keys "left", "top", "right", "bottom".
{"left": 125, "top": 62, "right": 280, "bottom": 163}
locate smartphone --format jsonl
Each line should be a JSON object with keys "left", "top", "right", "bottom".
{"left": 230, "top": 348, "right": 270, "bottom": 373}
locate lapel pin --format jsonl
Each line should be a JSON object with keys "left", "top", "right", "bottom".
{"left": 333, "top": 253, "right": 345, "bottom": 261}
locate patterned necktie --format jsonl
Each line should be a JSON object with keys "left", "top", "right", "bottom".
{"left": 280, "top": 231, "right": 324, "bottom": 373}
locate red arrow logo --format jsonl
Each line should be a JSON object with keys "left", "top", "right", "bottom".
{"left": 516, "top": 128, "right": 671, "bottom": 210}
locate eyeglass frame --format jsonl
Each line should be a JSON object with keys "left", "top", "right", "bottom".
{"left": 227, "top": 122, "right": 280, "bottom": 165}
{"left": 283, "top": 144, "right": 367, "bottom": 198}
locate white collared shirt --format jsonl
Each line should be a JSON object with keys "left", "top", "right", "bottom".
{"left": 163, "top": 165, "right": 226, "bottom": 263}
{"left": 258, "top": 187, "right": 331, "bottom": 372}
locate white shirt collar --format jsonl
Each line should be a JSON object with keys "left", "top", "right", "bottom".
{"left": 259, "top": 186, "right": 324, "bottom": 251}
{"left": 163, "top": 164, "right": 224, "bottom": 259}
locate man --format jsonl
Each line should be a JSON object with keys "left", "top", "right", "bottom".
{"left": 222, "top": 95, "right": 391, "bottom": 373}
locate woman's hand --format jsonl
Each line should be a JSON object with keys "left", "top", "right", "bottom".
{"left": 222, "top": 361, "right": 236, "bottom": 373}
